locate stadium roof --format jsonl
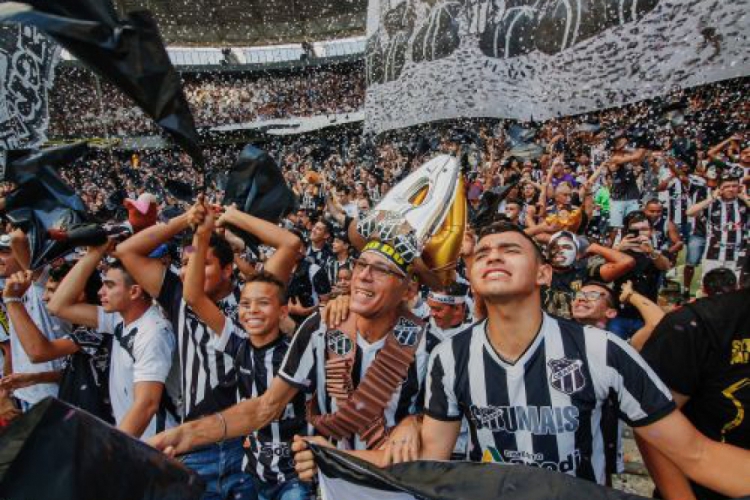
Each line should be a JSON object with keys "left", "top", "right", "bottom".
{"left": 114, "top": 0, "right": 368, "bottom": 46}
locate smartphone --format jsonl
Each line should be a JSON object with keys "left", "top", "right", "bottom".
{"left": 626, "top": 228, "right": 641, "bottom": 239}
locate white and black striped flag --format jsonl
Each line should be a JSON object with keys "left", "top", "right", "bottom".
{"left": 311, "top": 444, "right": 646, "bottom": 500}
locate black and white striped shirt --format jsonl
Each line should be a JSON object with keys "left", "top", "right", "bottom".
{"left": 325, "top": 256, "right": 353, "bottom": 286}
{"left": 705, "top": 199, "right": 748, "bottom": 262}
{"left": 666, "top": 178, "right": 689, "bottom": 225}
{"left": 688, "top": 176, "right": 708, "bottom": 236}
{"left": 213, "top": 322, "right": 307, "bottom": 485}
{"left": 157, "top": 269, "right": 241, "bottom": 421}
{"left": 425, "top": 314, "right": 674, "bottom": 484}
{"left": 279, "top": 314, "right": 428, "bottom": 450}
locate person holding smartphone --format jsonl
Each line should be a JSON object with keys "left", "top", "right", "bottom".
{"left": 609, "top": 211, "right": 673, "bottom": 339}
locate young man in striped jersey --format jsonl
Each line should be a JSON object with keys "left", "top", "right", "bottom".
{"left": 293, "top": 221, "right": 750, "bottom": 497}
{"left": 180, "top": 207, "right": 311, "bottom": 500}
{"left": 117, "top": 197, "right": 301, "bottom": 500}
{"left": 686, "top": 173, "right": 748, "bottom": 280}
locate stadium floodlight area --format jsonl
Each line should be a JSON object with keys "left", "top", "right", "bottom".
{"left": 60, "top": 37, "right": 365, "bottom": 67}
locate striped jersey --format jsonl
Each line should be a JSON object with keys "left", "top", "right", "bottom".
{"left": 666, "top": 177, "right": 690, "bottom": 225}
{"left": 157, "top": 268, "right": 242, "bottom": 421}
{"left": 425, "top": 314, "right": 675, "bottom": 484}
{"left": 279, "top": 313, "right": 428, "bottom": 450}
{"left": 212, "top": 322, "right": 308, "bottom": 485}
{"left": 704, "top": 199, "right": 748, "bottom": 262}
{"left": 687, "top": 175, "right": 709, "bottom": 236}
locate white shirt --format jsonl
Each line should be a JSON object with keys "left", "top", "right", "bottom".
{"left": 9, "top": 277, "right": 71, "bottom": 405}
{"left": 97, "top": 305, "right": 179, "bottom": 439}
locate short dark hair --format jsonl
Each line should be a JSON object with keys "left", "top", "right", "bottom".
{"left": 208, "top": 233, "right": 235, "bottom": 268}
{"left": 243, "top": 271, "right": 287, "bottom": 303}
{"left": 624, "top": 210, "right": 649, "bottom": 229}
{"left": 107, "top": 260, "right": 137, "bottom": 288}
{"left": 644, "top": 198, "right": 662, "bottom": 207}
{"left": 702, "top": 268, "right": 737, "bottom": 296}
{"left": 584, "top": 280, "right": 618, "bottom": 309}
{"left": 48, "top": 261, "right": 74, "bottom": 284}
{"left": 476, "top": 221, "right": 546, "bottom": 262}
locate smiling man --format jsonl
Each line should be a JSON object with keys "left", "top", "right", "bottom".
{"left": 292, "top": 221, "right": 750, "bottom": 498}
{"left": 150, "top": 235, "right": 428, "bottom": 461}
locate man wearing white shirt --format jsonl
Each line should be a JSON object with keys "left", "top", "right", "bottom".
{"left": 0, "top": 235, "right": 70, "bottom": 410}
{"left": 49, "top": 243, "right": 179, "bottom": 439}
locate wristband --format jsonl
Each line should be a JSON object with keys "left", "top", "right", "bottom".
{"left": 3, "top": 297, "right": 23, "bottom": 304}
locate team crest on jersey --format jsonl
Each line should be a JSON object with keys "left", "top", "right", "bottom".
{"left": 548, "top": 357, "right": 586, "bottom": 395}
{"left": 326, "top": 330, "right": 353, "bottom": 357}
{"left": 393, "top": 317, "right": 420, "bottom": 347}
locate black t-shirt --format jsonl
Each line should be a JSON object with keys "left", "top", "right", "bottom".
{"left": 611, "top": 163, "right": 640, "bottom": 201}
{"left": 59, "top": 327, "right": 114, "bottom": 424}
{"left": 641, "top": 289, "right": 750, "bottom": 500}
{"left": 543, "top": 257, "right": 603, "bottom": 320}
{"left": 614, "top": 252, "right": 661, "bottom": 319}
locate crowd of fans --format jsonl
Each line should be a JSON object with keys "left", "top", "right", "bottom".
{"left": 0, "top": 70, "right": 748, "bottom": 500}
{"left": 48, "top": 63, "right": 365, "bottom": 137}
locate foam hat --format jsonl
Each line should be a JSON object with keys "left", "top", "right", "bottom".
{"left": 357, "top": 154, "right": 466, "bottom": 286}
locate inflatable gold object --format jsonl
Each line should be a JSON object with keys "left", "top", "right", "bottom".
{"left": 422, "top": 176, "right": 467, "bottom": 286}
{"left": 358, "top": 155, "right": 466, "bottom": 284}
{"left": 545, "top": 206, "right": 583, "bottom": 233}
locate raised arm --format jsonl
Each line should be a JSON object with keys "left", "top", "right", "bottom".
{"left": 587, "top": 242, "right": 635, "bottom": 282}
{"left": 149, "top": 375, "right": 300, "bottom": 456}
{"left": 3, "top": 271, "right": 79, "bottom": 363}
{"left": 634, "top": 409, "right": 750, "bottom": 498}
{"left": 183, "top": 207, "right": 226, "bottom": 336}
{"left": 116, "top": 211, "right": 190, "bottom": 297}
{"left": 216, "top": 205, "right": 302, "bottom": 285}
{"left": 46, "top": 245, "right": 107, "bottom": 329}
{"left": 618, "top": 281, "right": 665, "bottom": 352}
{"left": 9, "top": 229, "right": 30, "bottom": 271}
{"left": 686, "top": 190, "right": 717, "bottom": 217}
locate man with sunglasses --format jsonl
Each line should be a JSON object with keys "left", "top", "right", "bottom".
{"left": 150, "top": 237, "right": 428, "bottom": 462}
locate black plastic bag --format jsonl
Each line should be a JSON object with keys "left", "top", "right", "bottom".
{"left": 0, "top": 398, "right": 204, "bottom": 500}
{"left": 223, "top": 145, "right": 297, "bottom": 240}
{"left": 2, "top": 143, "right": 90, "bottom": 269}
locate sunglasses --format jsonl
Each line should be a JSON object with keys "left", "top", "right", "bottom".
{"left": 352, "top": 258, "right": 406, "bottom": 281}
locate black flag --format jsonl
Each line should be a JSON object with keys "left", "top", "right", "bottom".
{"left": 311, "top": 444, "right": 647, "bottom": 500}
{"left": 0, "top": 398, "right": 204, "bottom": 500}
{"left": 0, "top": 0, "right": 204, "bottom": 167}
{"left": 222, "top": 145, "right": 297, "bottom": 244}
{"left": 2, "top": 142, "right": 90, "bottom": 269}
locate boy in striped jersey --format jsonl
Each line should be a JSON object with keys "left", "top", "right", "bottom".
{"left": 293, "top": 222, "right": 750, "bottom": 498}
{"left": 180, "top": 207, "right": 311, "bottom": 500}
{"left": 118, "top": 196, "right": 301, "bottom": 500}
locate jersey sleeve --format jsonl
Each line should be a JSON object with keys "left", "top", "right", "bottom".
{"left": 96, "top": 307, "right": 119, "bottom": 335}
{"left": 155, "top": 268, "right": 182, "bottom": 325}
{"left": 210, "top": 320, "right": 247, "bottom": 359}
{"left": 424, "top": 343, "right": 462, "bottom": 422}
{"left": 278, "top": 314, "right": 320, "bottom": 392}
{"left": 640, "top": 307, "right": 708, "bottom": 397}
{"left": 66, "top": 327, "right": 105, "bottom": 357}
{"left": 603, "top": 333, "right": 675, "bottom": 427}
{"left": 132, "top": 321, "right": 175, "bottom": 384}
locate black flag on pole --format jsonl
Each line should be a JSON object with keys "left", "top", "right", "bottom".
{"left": 0, "top": 398, "right": 204, "bottom": 500}
{"left": 2, "top": 142, "right": 90, "bottom": 269}
{"left": 0, "top": 0, "right": 204, "bottom": 168}
{"left": 311, "top": 444, "right": 647, "bottom": 500}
